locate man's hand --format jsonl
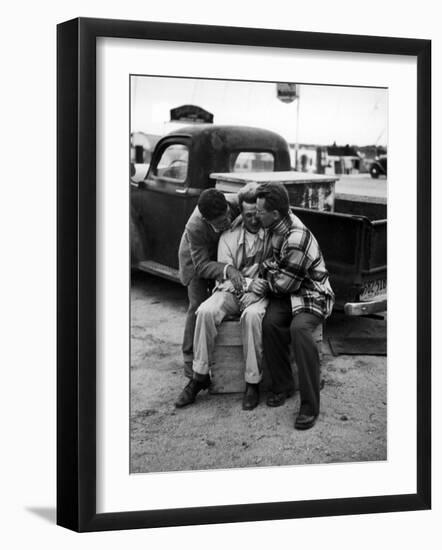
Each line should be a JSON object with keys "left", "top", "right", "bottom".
{"left": 239, "top": 292, "right": 261, "bottom": 311}
{"left": 249, "top": 278, "right": 269, "bottom": 296}
{"left": 226, "top": 265, "right": 245, "bottom": 292}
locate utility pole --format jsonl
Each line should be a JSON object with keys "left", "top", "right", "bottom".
{"left": 295, "top": 91, "right": 300, "bottom": 171}
{"left": 276, "top": 83, "right": 299, "bottom": 169}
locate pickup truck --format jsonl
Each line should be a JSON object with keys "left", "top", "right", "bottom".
{"left": 130, "top": 125, "right": 387, "bottom": 316}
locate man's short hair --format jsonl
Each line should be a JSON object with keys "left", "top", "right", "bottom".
{"left": 238, "top": 182, "right": 259, "bottom": 209}
{"left": 256, "top": 182, "right": 290, "bottom": 217}
{"left": 198, "top": 188, "right": 228, "bottom": 220}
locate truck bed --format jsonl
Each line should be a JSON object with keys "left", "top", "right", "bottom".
{"left": 212, "top": 171, "right": 338, "bottom": 212}
{"left": 292, "top": 193, "right": 386, "bottom": 311}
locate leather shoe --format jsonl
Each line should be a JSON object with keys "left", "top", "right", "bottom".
{"left": 242, "top": 383, "right": 260, "bottom": 411}
{"left": 266, "top": 388, "right": 295, "bottom": 407}
{"left": 175, "top": 375, "right": 210, "bottom": 408}
{"left": 294, "top": 413, "right": 317, "bottom": 430}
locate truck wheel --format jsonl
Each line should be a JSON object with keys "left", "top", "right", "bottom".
{"left": 370, "top": 166, "right": 379, "bottom": 179}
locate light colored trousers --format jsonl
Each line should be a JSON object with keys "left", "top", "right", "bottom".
{"left": 192, "top": 291, "right": 268, "bottom": 384}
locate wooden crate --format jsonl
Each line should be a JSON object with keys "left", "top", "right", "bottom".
{"left": 210, "top": 320, "right": 323, "bottom": 394}
{"left": 210, "top": 321, "right": 244, "bottom": 394}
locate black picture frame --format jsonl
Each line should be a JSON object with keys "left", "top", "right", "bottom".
{"left": 57, "top": 17, "right": 431, "bottom": 532}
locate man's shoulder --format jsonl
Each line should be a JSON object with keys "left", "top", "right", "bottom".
{"left": 186, "top": 206, "right": 205, "bottom": 233}
{"left": 285, "top": 214, "right": 310, "bottom": 245}
{"left": 289, "top": 212, "right": 306, "bottom": 229}
{"left": 220, "top": 223, "right": 243, "bottom": 244}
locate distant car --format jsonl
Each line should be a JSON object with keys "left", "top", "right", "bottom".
{"left": 369, "top": 155, "right": 387, "bottom": 179}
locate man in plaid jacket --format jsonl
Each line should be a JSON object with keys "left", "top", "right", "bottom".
{"left": 253, "top": 182, "right": 334, "bottom": 430}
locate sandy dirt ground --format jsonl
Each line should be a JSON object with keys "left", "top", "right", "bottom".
{"left": 130, "top": 272, "right": 387, "bottom": 474}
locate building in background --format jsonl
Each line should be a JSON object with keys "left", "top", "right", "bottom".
{"left": 289, "top": 142, "right": 387, "bottom": 175}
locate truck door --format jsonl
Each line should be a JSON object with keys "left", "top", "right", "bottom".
{"left": 131, "top": 138, "right": 198, "bottom": 275}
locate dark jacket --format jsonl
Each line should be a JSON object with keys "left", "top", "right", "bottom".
{"left": 178, "top": 194, "right": 240, "bottom": 285}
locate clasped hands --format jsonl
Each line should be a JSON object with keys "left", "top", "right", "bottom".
{"left": 238, "top": 279, "right": 269, "bottom": 311}
{"left": 226, "top": 267, "right": 268, "bottom": 295}
{"left": 248, "top": 278, "right": 269, "bottom": 296}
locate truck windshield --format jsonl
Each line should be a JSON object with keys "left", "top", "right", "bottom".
{"left": 230, "top": 151, "right": 275, "bottom": 172}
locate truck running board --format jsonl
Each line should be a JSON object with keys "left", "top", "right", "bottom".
{"left": 137, "top": 260, "right": 180, "bottom": 283}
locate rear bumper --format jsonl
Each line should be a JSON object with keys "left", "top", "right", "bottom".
{"left": 344, "top": 295, "right": 387, "bottom": 316}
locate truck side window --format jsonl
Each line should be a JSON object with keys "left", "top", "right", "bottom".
{"left": 155, "top": 144, "right": 189, "bottom": 182}
{"left": 230, "top": 151, "right": 275, "bottom": 172}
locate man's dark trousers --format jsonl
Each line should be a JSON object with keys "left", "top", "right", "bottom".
{"left": 262, "top": 295, "right": 322, "bottom": 416}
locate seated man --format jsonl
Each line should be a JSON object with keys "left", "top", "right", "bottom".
{"left": 178, "top": 188, "right": 245, "bottom": 380}
{"left": 175, "top": 183, "right": 271, "bottom": 411}
{"left": 254, "top": 182, "right": 335, "bottom": 430}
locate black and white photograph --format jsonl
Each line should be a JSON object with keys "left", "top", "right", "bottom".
{"left": 129, "top": 75, "right": 388, "bottom": 474}
{"left": 1, "top": 0, "right": 438, "bottom": 542}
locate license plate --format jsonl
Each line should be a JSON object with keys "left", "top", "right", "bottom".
{"left": 359, "top": 279, "right": 387, "bottom": 301}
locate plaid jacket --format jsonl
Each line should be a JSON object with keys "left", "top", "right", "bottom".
{"left": 260, "top": 212, "right": 335, "bottom": 319}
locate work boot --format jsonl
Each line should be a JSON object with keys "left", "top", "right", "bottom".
{"left": 242, "top": 383, "right": 260, "bottom": 411}
{"left": 294, "top": 413, "right": 318, "bottom": 430}
{"left": 175, "top": 374, "right": 211, "bottom": 408}
{"left": 294, "top": 403, "right": 318, "bottom": 430}
{"left": 266, "top": 387, "right": 295, "bottom": 407}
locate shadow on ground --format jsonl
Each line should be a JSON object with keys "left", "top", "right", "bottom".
{"left": 26, "top": 507, "right": 56, "bottom": 524}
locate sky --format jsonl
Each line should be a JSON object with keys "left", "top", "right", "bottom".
{"left": 131, "top": 75, "right": 388, "bottom": 147}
